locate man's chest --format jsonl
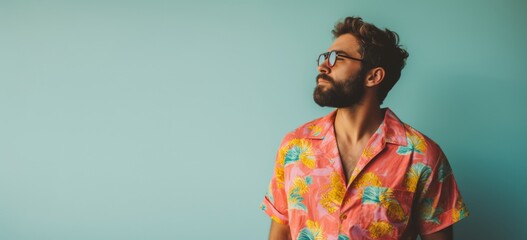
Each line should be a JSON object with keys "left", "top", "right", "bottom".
{"left": 282, "top": 139, "right": 423, "bottom": 196}
{"left": 336, "top": 140, "right": 368, "bottom": 182}
{"left": 281, "top": 141, "right": 424, "bottom": 237}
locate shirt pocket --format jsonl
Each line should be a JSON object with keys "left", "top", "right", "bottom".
{"left": 359, "top": 187, "right": 415, "bottom": 229}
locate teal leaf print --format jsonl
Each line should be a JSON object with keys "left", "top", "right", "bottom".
{"left": 405, "top": 162, "right": 432, "bottom": 193}
{"left": 284, "top": 146, "right": 301, "bottom": 165}
{"left": 297, "top": 228, "right": 315, "bottom": 240}
{"left": 338, "top": 234, "right": 350, "bottom": 240}
{"left": 289, "top": 191, "right": 307, "bottom": 211}
{"left": 260, "top": 204, "right": 266, "bottom": 211}
{"left": 453, "top": 199, "right": 469, "bottom": 221}
{"left": 396, "top": 145, "right": 413, "bottom": 155}
{"left": 438, "top": 159, "right": 452, "bottom": 182}
{"left": 305, "top": 176, "right": 313, "bottom": 185}
{"left": 292, "top": 202, "right": 307, "bottom": 211}
{"left": 413, "top": 163, "right": 432, "bottom": 185}
{"left": 288, "top": 177, "right": 311, "bottom": 212}
{"left": 420, "top": 198, "right": 443, "bottom": 224}
{"left": 397, "top": 135, "right": 426, "bottom": 155}
{"left": 362, "top": 186, "right": 388, "bottom": 204}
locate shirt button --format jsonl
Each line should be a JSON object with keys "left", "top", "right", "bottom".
{"left": 340, "top": 214, "right": 347, "bottom": 220}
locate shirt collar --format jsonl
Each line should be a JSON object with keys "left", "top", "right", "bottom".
{"left": 380, "top": 108, "right": 408, "bottom": 146}
{"left": 304, "top": 108, "right": 408, "bottom": 146}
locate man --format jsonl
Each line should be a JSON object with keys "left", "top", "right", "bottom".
{"left": 260, "top": 17, "right": 469, "bottom": 240}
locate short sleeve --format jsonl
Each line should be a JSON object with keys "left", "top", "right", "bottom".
{"left": 417, "top": 148, "right": 470, "bottom": 235}
{"left": 260, "top": 134, "right": 293, "bottom": 225}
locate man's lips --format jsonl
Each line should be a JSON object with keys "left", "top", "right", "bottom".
{"left": 317, "top": 78, "right": 331, "bottom": 84}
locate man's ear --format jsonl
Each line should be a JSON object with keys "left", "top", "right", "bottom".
{"left": 364, "top": 67, "right": 385, "bottom": 87}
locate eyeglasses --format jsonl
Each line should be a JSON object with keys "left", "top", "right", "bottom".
{"left": 317, "top": 50, "right": 363, "bottom": 67}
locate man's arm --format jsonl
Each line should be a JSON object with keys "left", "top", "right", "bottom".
{"left": 269, "top": 220, "right": 291, "bottom": 240}
{"left": 421, "top": 226, "right": 453, "bottom": 240}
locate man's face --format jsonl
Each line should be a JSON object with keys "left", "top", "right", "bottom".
{"left": 313, "top": 34, "right": 366, "bottom": 108}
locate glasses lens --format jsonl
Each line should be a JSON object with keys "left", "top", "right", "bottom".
{"left": 328, "top": 51, "right": 337, "bottom": 67}
{"left": 317, "top": 54, "right": 325, "bottom": 66}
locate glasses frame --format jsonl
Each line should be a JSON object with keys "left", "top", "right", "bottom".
{"left": 317, "top": 50, "right": 363, "bottom": 67}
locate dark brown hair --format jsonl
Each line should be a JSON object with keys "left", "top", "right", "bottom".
{"left": 332, "top": 17, "right": 409, "bottom": 104}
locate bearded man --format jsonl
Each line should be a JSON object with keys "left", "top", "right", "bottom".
{"left": 260, "top": 17, "right": 469, "bottom": 240}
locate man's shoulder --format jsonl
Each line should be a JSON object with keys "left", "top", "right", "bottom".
{"left": 282, "top": 113, "right": 333, "bottom": 141}
{"left": 399, "top": 121, "right": 445, "bottom": 163}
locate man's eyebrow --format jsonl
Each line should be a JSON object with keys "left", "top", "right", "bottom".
{"left": 334, "top": 50, "right": 352, "bottom": 56}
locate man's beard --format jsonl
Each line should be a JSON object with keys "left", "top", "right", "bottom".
{"left": 313, "top": 70, "right": 366, "bottom": 108}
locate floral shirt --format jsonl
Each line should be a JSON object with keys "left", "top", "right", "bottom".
{"left": 261, "top": 108, "right": 469, "bottom": 240}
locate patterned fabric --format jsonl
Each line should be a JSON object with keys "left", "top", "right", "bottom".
{"left": 261, "top": 108, "right": 469, "bottom": 240}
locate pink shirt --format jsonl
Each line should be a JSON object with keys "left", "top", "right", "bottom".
{"left": 261, "top": 108, "right": 469, "bottom": 240}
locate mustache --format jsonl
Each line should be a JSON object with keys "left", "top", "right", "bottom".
{"left": 316, "top": 73, "right": 334, "bottom": 84}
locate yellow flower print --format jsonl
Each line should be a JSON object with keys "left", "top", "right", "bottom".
{"left": 293, "top": 177, "right": 310, "bottom": 194}
{"left": 405, "top": 163, "right": 432, "bottom": 193}
{"left": 288, "top": 176, "right": 312, "bottom": 211}
{"left": 306, "top": 220, "right": 323, "bottom": 236}
{"left": 308, "top": 125, "right": 323, "bottom": 137}
{"left": 275, "top": 138, "right": 316, "bottom": 188}
{"left": 368, "top": 221, "right": 394, "bottom": 239}
{"left": 381, "top": 199, "right": 407, "bottom": 222}
{"left": 275, "top": 145, "right": 288, "bottom": 189}
{"left": 408, "top": 134, "right": 427, "bottom": 153}
{"left": 297, "top": 220, "right": 326, "bottom": 240}
{"left": 397, "top": 132, "right": 427, "bottom": 155}
{"left": 283, "top": 139, "right": 316, "bottom": 169}
{"left": 275, "top": 166, "right": 285, "bottom": 189}
{"left": 362, "top": 146, "right": 376, "bottom": 159}
{"left": 453, "top": 199, "right": 469, "bottom": 221}
{"left": 363, "top": 186, "right": 408, "bottom": 223}
{"left": 321, "top": 172, "right": 345, "bottom": 214}
{"left": 352, "top": 172, "right": 382, "bottom": 189}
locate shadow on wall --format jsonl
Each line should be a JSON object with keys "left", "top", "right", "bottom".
{"left": 419, "top": 71, "right": 525, "bottom": 239}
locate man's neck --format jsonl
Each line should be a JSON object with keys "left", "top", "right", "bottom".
{"left": 334, "top": 102, "right": 384, "bottom": 145}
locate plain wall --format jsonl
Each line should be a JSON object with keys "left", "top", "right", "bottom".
{"left": 1, "top": 0, "right": 526, "bottom": 239}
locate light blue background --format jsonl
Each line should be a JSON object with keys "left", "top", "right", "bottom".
{"left": 1, "top": 0, "right": 526, "bottom": 239}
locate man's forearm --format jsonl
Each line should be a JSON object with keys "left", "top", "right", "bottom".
{"left": 269, "top": 220, "right": 291, "bottom": 240}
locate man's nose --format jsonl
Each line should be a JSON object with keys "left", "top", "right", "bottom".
{"left": 317, "top": 60, "right": 331, "bottom": 74}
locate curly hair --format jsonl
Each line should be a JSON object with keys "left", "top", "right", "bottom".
{"left": 332, "top": 17, "right": 409, "bottom": 104}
